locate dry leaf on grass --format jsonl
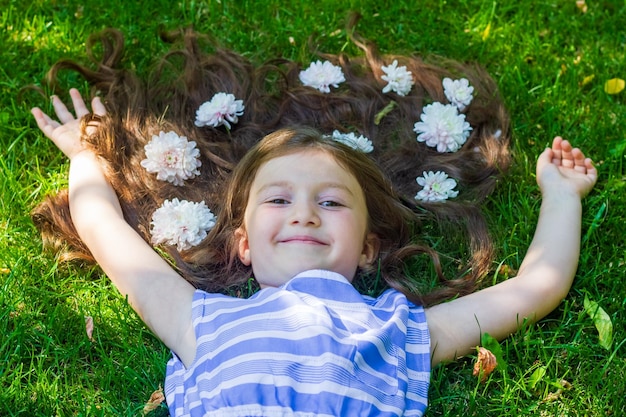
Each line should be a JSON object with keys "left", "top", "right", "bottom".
{"left": 473, "top": 347, "right": 497, "bottom": 382}
{"left": 539, "top": 379, "right": 573, "bottom": 404}
{"left": 84, "top": 316, "right": 94, "bottom": 341}
{"left": 144, "top": 386, "right": 166, "bottom": 414}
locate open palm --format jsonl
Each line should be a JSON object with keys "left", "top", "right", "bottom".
{"left": 31, "top": 88, "right": 106, "bottom": 160}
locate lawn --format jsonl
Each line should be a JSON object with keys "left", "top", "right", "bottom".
{"left": 1, "top": 0, "right": 625, "bottom": 415}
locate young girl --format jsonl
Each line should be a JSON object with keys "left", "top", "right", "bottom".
{"left": 30, "top": 25, "right": 597, "bottom": 416}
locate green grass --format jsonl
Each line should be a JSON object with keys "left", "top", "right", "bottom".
{"left": 2, "top": 0, "right": 625, "bottom": 415}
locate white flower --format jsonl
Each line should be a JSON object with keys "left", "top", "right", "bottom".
{"left": 443, "top": 77, "right": 474, "bottom": 111}
{"left": 195, "top": 92, "right": 245, "bottom": 129}
{"left": 150, "top": 198, "right": 216, "bottom": 251}
{"left": 140, "top": 131, "right": 201, "bottom": 186}
{"left": 381, "top": 60, "right": 414, "bottom": 96}
{"left": 299, "top": 60, "right": 345, "bottom": 93}
{"left": 415, "top": 171, "right": 459, "bottom": 202}
{"left": 413, "top": 102, "right": 472, "bottom": 153}
{"left": 330, "top": 130, "right": 373, "bottom": 153}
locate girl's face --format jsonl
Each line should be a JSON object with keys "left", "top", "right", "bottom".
{"left": 236, "top": 149, "right": 378, "bottom": 288}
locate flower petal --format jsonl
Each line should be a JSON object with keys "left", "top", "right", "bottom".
{"left": 413, "top": 102, "right": 472, "bottom": 153}
{"left": 195, "top": 92, "right": 245, "bottom": 128}
{"left": 299, "top": 60, "right": 345, "bottom": 93}
{"left": 140, "top": 131, "right": 202, "bottom": 186}
{"left": 329, "top": 130, "right": 373, "bottom": 153}
{"left": 381, "top": 60, "right": 414, "bottom": 96}
{"left": 150, "top": 199, "right": 217, "bottom": 251}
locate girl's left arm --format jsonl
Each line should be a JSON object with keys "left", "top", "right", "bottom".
{"left": 425, "top": 137, "right": 598, "bottom": 366}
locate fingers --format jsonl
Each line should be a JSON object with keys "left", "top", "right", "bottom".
{"left": 70, "top": 88, "right": 90, "bottom": 118}
{"left": 31, "top": 107, "right": 60, "bottom": 138}
{"left": 91, "top": 96, "right": 107, "bottom": 116}
{"left": 551, "top": 136, "right": 575, "bottom": 168}
{"left": 51, "top": 94, "right": 76, "bottom": 124}
{"left": 571, "top": 148, "right": 587, "bottom": 173}
{"left": 49, "top": 89, "right": 102, "bottom": 123}
{"left": 548, "top": 136, "right": 597, "bottom": 176}
{"left": 560, "top": 140, "right": 575, "bottom": 169}
{"left": 550, "top": 136, "right": 563, "bottom": 164}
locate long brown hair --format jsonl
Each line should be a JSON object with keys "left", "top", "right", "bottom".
{"left": 31, "top": 18, "right": 510, "bottom": 306}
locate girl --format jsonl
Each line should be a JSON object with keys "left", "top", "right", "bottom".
{"left": 30, "top": 26, "right": 596, "bottom": 416}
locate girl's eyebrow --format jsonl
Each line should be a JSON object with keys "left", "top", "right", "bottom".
{"left": 257, "top": 181, "right": 355, "bottom": 196}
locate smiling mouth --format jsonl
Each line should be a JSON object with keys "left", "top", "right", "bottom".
{"left": 280, "top": 236, "right": 326, "bottom": 245}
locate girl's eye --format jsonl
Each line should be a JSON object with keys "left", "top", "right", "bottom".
{"left": 320, "top": 200, "right": 343, "bottom": 207}
{"left": 267, "top": 198, "right": 290, "bottom": 205}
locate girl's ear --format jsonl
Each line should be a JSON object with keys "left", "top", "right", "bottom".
{"left": 235, "top": 227, "right": 251, "bottom": 266}
{"left": 359, "top": 233, "right": 380, "bottom": 268}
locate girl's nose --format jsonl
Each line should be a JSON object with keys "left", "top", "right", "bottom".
{"left": 289, "top": 201, "right": 320, "bottom": 226}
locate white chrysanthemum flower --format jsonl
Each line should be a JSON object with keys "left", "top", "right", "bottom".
{"left": 415, "top": 171, "right": 459, "bottom": 202}
{"left": 140, "top": 131, "right": 201, "bottom": 186}
{"left": 195, "top": 92, "right": 245, "bottom": 129}
{"left": 443, "top": 77, "right": 474, "bottom": 111}
{"left": 330, "top": 130, "right": 374, "bottom": 153}
{"left": 381, "top": 60, "right": 414, "bottom": 96}
{"left": 413, "top": 102, "right": 472, "bottom": 153}
{"left": 299, "top": 60, "right": 345, "bottom": 93}
{"left": 150, "top": 198, "right": 216, "bottom": 251}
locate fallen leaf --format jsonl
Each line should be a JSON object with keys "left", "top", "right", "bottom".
{"left": 559, "top": 379, "right": 573, "bottom": 390}
{"left": 581, "top": 74, "right": 595, "bottom": 87}
{"left": 583, "top": 295, "right": 613, "bottom": 350}
{"left": 481, "top": 332, "right": 507, "bottom": 370}
{"left": 604, "top": 78, "right": 625, "bottom": 95}
{"left": 85, "top": 316, "right": 94, "bottom": 341}
{"left": 0, "top": 268, "right": 10, "bottom": 274}
{"left": 473, "top": 347, "right": 497, "bottom": 382}
{"left": 143, "top": 386, "right": 166, "bottom": 414}
{"left": 542, "top": 388, "right": 564, "bottom": 402}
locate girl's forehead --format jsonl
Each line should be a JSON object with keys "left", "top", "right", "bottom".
{"left": 260, "top": 149, "right": 345, "bottom": 172}
{"left": 252, "top": 149, "right": 360, "bottom": 189}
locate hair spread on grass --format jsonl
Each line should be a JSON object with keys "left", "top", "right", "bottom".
{"left": 31, "top": 14, "right": 511, "bottom": 306}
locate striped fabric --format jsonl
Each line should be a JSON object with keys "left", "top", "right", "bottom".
{"left": 165, "top": 269, "right": 430, "bottom": 417}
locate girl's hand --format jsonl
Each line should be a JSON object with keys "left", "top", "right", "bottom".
{"left": 536, "top": 136, "right": 598, "bottom": 199}
{"left": 31, "top": 88, "right": 106, "bottom": 160}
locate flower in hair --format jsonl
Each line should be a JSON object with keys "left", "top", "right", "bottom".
{"left": 413, "top": 102, "right": 472, "bottom": 153}
{"left": 140, "top": 131, "right": 201, "bottom": 186}
{"left": 330, "top": 130, "right": 373, "bottom": 153}
{"left": 415, "top": 171, "right": 459, "bottom": 202}
{"left": 150, "top": 198, "right": 216, "bottom": 251}
{"left": 443, "top": 77, "right": 474, "bottom": 111}
{"left": 299, "top": 60, "right": 345, "bottom": 93}
{"left": 381, "top": 60, "right": 414, "bottom": 96}
{"left": 195, "top": 92, "right": 245, "bottom": 129}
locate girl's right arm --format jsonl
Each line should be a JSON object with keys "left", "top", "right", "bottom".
{"left": 32, "top": 90, "right": 197, "bottom": 366}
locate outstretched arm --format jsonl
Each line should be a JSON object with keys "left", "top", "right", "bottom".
{"left": 32, "top": 90, "right": 197, "bottom": 366}
{"left": 426, "top": 137, "right": 598, "bottom": 366}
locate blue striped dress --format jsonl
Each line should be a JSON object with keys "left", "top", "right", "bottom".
{"left": 165, "top": 269, "right": 430, "bottom": 416}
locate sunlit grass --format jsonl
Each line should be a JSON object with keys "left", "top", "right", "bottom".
{"left": 1, "top": 0, "right": 625, "bottom": 415}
